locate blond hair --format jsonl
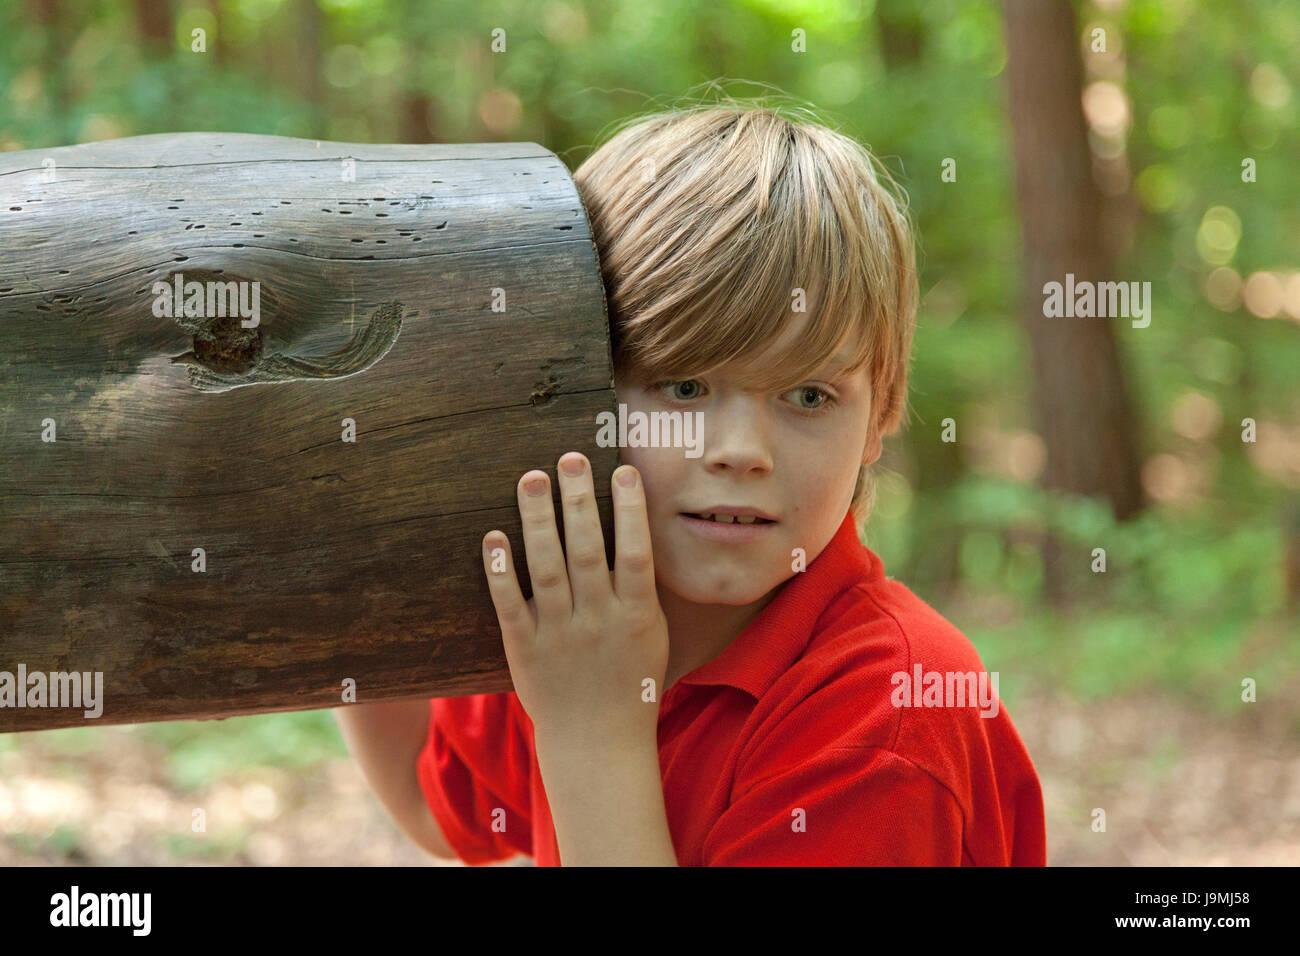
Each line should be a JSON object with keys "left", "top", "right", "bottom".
{"left": 572, "top": 94, "right": 918, "bottom": 528}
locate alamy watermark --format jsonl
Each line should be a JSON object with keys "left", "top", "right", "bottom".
{"left": 595, "top": 404, "right": 703, "bottom": 458}
{"left": 0, "top": 665, "right": 104, "bottom": 718}
{"left": 891, "top": 664, "right": 1000, "bottom": 718}
{"left": 151, "top": 272, "right": 261, "bottom": 328}
{"left": 50, "top": 886, "right": 150, "bottom": 935}
{"left": 1042, "top": 273, "right": 1151, "bottom": 328}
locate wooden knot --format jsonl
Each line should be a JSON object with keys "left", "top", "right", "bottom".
{"left": 163, "top": 269, "right": 404, "bottom": 393}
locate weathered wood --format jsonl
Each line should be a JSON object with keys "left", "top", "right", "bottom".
{"left": 0, "top": 132, "right": 617, "bottom": 731}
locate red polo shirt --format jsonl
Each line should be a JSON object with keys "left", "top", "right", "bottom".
{"left": 416, "top": 508, "right": 1046, "bottom": 866}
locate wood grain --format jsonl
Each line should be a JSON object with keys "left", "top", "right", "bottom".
{"left": 0, "top": 133, "right": 618, "bottom": 731}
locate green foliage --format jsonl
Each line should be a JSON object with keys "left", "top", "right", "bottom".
{"left": 881, "top": 468, "right": 1296, "bottom": 706}
{"left": 141, "top": 711, "right": 346, "bottom": 790}
{"left": 162, "top": 829, "right": 250, "bottom": 860}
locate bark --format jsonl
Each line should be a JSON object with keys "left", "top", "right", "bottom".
{"left": 0, "top": 133, "right": 614, "bottom": 730}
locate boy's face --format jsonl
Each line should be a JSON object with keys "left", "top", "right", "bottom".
{"left": 612, "top": 332, "right": 881, "bottom": 609}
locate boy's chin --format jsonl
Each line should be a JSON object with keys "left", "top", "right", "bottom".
{"left": 661, "top": 572, "right": 780, "bottom": 608}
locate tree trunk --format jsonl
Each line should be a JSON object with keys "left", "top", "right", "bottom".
{"left": 205, "top": 0, "right": 226, "bottom": 66}
{"left": 0, "top": 133, "right": 614, "bottom": 731}
{"left": 401, "top": 92, "right": 438, "bottom": 144}
{"left": 134, "top": 0, "right": 175, "bottom": 58}
{"left": 295, "top": 0, "right": 325, "bottom": 136}
{"left": 876, "top": 0, "right": 925, "bottom": 71}
{"left": 24, "top": 0, "right": 73, "bottom": 136}
{"left": 399, "top": 1, "right": 439, "bottom": 144}
{"left": 1002, "top": 0, "right": 1146, "bottom": 604}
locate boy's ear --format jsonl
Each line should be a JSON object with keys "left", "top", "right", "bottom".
{"left": 861, "top": 408, "right": 885, "bottom": 467}
{"left": 862, "top": 430, "right": 883, "bottom": 468}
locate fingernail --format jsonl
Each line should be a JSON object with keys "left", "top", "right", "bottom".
{"left": 616, "top": 467, "right": 636, "bottom": 487}
{"left": 525, "top": 477, "right": 548, "bottom": 496}
{"left": 560, "top": 455, "right": 585, "bottom": 476}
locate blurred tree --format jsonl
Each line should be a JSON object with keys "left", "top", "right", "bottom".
{"left": 876, "top": 0, "right": 925, "bottom": 71}
{"left": 402, "top": 90, "right": 439, "bottom": 143}
{"left": 1003, "top": 0, "right": 1146, "bottom": 605}
{"left": 134, "top": 0, "right": 174, "bottom": 58}
{"left": 23, "top": 0, "right": 71, "bottom": 135}
{"left": 205, "top": 0, "right": 226, "bottom": 66}
{"left": 398, "top": 0, "right": 439, "bottom": 142}
{"left": 1285, "top": 500, "right": 1300, "bottom": 611}
{"left": 295, "top": 0, "right": 325, "bottom": 138}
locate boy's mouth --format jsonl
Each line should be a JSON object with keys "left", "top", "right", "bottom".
{"left": 681, "top": 512, "right": 776, "bottom": 525}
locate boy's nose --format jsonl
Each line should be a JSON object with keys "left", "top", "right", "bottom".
{"left": 698, "top": 400, "right": 775, "bottom": 475}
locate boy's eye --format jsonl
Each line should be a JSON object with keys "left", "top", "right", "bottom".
{"left": 787, "top": 385, "right": 836, "bottom": 412}
{"left": 649, "top": 379, "right": 838, "bottom": 414}
{"left": 654, "top": 379, "right": 704, "bottom": 402}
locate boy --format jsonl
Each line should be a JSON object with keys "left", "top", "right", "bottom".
{"left": 334, "top": 102, "right": 1046, "bottom": 866}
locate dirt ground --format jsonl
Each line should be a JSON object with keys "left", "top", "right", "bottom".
{"left": 1, "top": 691, "right": 1296, "bottom": 866}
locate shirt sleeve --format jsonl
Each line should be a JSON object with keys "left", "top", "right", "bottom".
{"left": 415, "top": 692, "right": 535, "bottom": 864}
{"left": 703, "top": 745, "right": 966, "bottom": 865}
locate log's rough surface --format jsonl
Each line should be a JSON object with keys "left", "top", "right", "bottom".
{"left": 0, "top": 133, "right": 617, "bottom": 731}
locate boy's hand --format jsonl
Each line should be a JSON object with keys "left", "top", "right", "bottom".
{"left": 481, "top": 452, "right": 669, "bottom": 753}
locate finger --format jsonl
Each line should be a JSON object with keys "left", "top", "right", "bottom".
{"left": 482, "top": 531, "right": 536, "bottom": 647}
{"left": 611, "top": 465, "right": 657, "bottom": 606}
{"left": 516, "top": 469, "right": 573, "bottom": 623}
{"left": 556, "top": 452, "right": 613, "bottom": 609}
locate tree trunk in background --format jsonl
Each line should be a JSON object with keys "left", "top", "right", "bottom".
{"left": 25, "top": 0, "right": 72, "bottom": 138}
{"left": 205, "top": 0, "right": 225, "bottom": 66}
{"left": 401, "top": 92, "right": 437, "bottom": 144}
{"left": 1002, "top": 0, "right": 1146, "bottom": 606}
{"left": 398, "top": 0, "right": 439, "bottom": 143}
{"left": 295, "top": 0, "right": 325, "bottom": 137}
{"left": 134, "top": 0, "right": 174, "bottom": 58}
{"left": 872, "top": 2, "right": 964, "bottom": 596}
{"left": 876, "top": 0, "right": 925, "bottom": 71}
{"left": 1285, "top": 500, "right": 1300, "bottom": 612}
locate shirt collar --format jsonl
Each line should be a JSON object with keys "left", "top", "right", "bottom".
{"left": 670, "top": 507, "right": 882, "bottom": 702}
